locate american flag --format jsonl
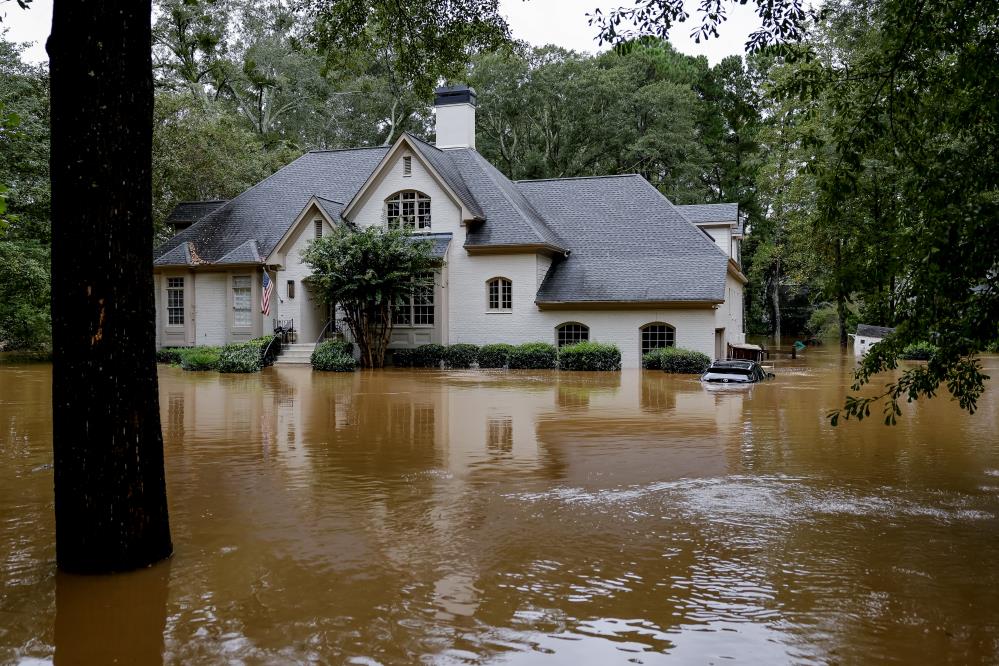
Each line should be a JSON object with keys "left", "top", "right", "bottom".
{"left": 261, "top": 270, "right": 273, "bottom": 316}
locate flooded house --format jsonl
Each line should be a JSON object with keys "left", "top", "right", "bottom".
{"left": 152, "top": 85, "right": 747, "bottom": 368}
{"left": 853, "top": 324, "right": 895, "bottom": 355}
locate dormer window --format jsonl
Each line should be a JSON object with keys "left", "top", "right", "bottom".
{"left": 403, "top": 155, "right": 412, "bottom": 176}
{"left": 386, "top": 190, "right": 431, "bottom": 231}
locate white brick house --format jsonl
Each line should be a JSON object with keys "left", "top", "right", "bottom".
{"left": 153, "top": 85, "right": 747, "bottom": 368}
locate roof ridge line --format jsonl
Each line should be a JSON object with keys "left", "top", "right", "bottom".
{"left": 306, "top": 146, "right": 392, "bottom": 154}
{"left": 515, "top": 174, "right": 642, "bottom": 183}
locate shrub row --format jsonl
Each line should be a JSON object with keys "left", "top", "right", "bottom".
{"left": 391, "top": 341, "right": 622, "bottom": 371}
{"left": 641, "top": 346, "right": 711, "bottom": 374}
{"left": 557, "top": 341, "right": 622, "bottom": 371}
{"left": 311, "top": 339, "right": 357, "bottom": 372}
{"left": 158, "top": 334, "right": 282, "bottom": 373}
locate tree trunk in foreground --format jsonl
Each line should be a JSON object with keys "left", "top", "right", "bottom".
{"left": 48, "top": 0, "right": 172, "bottom": 572}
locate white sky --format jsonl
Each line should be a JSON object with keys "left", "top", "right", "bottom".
{"left": 2, "top": 0, "right": 759, "bottom": 65}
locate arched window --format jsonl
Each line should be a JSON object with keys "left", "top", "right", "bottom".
{"left": 487, "top": 277, "right": 512, "bottom": 310}
{"left": 556, "top": 322, "right": 589, "bottom": 348}
{"left": 640, "top": 322, "right": 675, "bottom": 355}
{"left": 386, "top": 190, "right": 431, "bottom": 230}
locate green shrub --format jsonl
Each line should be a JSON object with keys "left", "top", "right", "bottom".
{"left": 413, "top": 343, "right": 447, "bottom": 368}
{"left": 558, "top": 341, "right": 621, "bottom": 370}
{"left": 217, "top": 343, "right": 263, "bottom": 373}
{"left": 156, "top": 347, "right": 185, "bottom": 365}
{"left": 478, "top": 343, "right": 514, "bottom": 368}
{"left": 649, "top": 347, "right": 711, "bottom": 374}
{"left": 249, "top": 335, "right": 282, "bottom": 366}
{"left": 508, "top": 342, "right": 558, "bottom": 369}
{"left": 986, "top": 339, "right": 999, "bottom": 353}
{"left": 445, "top": 343, "right": 479, "bottom": 369}
{"left": 392, "top": 348, "right": 415, "bottom": 367}
{"left": 899, "top": 342, "right": 937, "bottom": 361}
{"left": 179, "top": 347, "right": 220, "bottom": 371}
{"left": 312, "top": 339, "right": 357, "bottom": 371}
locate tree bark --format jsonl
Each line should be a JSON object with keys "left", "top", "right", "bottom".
{"left": 49, "top": 0, "right": 173, "bottom": 573}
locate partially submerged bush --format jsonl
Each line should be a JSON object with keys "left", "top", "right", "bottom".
{"left": 899, "top": 342, "right": 937, "bottom": 361}
{"left": 478, "top": 343, "right": 514, "bottom": 369}
{"left": 652, "top": 347, "right": 711, "bottom": 374}
{"left": 249, "top": 334, "right": 282, "bottom": 367}
{"left": 217, "top": 343, "right": 262, "bottom": 373}
{"left": 156, "top": 347, "right": 185, "bottom": 365}
{"left": 558, "top": 341, "right": 621, "bottom": 371}
{"left": 445, "top": 343, "right": 479, "bottom": 369}
{"left": 508, "top": 342, "right": 558, "bottom": 369}
{"left": 312, "top": 339, "right": 357, "bottom": 371}
{"left": 413, "top": 343, "right": 447, "bottom": 368}
{"left": 179, "top": 347, "right": 220, "bottom": 371}
{"left": 391, "top": 348, "right": 415, "bottom": 367}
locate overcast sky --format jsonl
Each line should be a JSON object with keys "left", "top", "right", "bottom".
{"left": 2, "top": 0, "right": 759, "bottom": 65}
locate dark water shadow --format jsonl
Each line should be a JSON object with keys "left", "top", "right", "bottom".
{"left": 54, "top": 559, "right": 171, "bottom": 666}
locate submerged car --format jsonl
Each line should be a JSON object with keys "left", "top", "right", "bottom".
{"left": 700, "top": 360, "right": 774, "bottom": 384}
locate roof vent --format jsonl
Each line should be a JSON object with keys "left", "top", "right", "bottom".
{"left": 434, "top": 84, "right": 476, "bottom": 150}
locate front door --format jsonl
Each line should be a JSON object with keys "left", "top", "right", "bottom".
{"left": 715, "top": 328, "right": 726, "bottom": 360}
{"left": 299, "top": 285, "right": 331, "bottom": 344}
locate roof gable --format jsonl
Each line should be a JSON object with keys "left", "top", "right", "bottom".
{"left": 516, "top": 175, "right": 729, "bottom": 304}
{"left": 340, "top": 133, "right": 483, "bottom": 223}
{"left": 154, "top": 147, "right": 387, "bottom": 266}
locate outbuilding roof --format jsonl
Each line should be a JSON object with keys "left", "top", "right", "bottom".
{"left": 517, "top": 175, "right": 729, "bottom": 304}
{"left": 856, "top": 324, "right": 895, "bottom": 338}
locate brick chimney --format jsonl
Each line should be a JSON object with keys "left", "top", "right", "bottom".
{"left": 434, "top": 85, "right": 476, "bottom": 150}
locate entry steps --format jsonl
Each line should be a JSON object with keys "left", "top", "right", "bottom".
{"left": 274, "top": 343, "right": 315, "bottom": 365}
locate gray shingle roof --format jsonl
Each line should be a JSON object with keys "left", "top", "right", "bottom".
{"left": 856, "top": 324, "right": 895, "bottom": 338}
{"left": 448, "top": 149, "right": 565, "bottom": 250}
{"left": 406, "top": 135, "right": 485, "bottom": 220}
{"left": 154, "top": 147, "right": 388, "bottom": 266}
{"left": 314, "top": 196, "right": 345, "bottom": 221}
{"left": 676, "top": 203, "right": 739, "bottom": 224}
{"left": 165, "top": 200, "right": 228, "bottom": 225}
{"left": 517, "top": 175, "right": 729, "bottom": 304}
{"left": 410, "top": 232, "right": 452, "bottom": 258}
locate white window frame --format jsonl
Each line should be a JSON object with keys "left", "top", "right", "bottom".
{"left": 386, "top": 190, "right": 431, "bottom": 232}
{"left": 640, "top": 322, "right": 676, "bottom": 356}
{"left": 166, "top": 276, "right": 185, "bottom": 327}
{"left": 556, "top": 322, "right": 589, "bottom": 348}
{"left": 232, "top": 275, "right": 253, "bottom": 330}
{"left": 393, "top": 272, "right": 435, "bottom": 327}
{"left": 486, "top": 277, "right": 512, "bottom": 311}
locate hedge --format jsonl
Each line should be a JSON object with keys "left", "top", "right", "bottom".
{"left": 508, "top": 342, "right": 558, "bottom": 369}
{"left": 445, "top": 343, "right": 479, "bottom": 369}
{"left": 392, "top": 348, "right": 415, "bottom": 367}
{"left": 180, "top": 347, "right": 220, "bottom": 371}
{"left": 156, "top": 347, "right": 186, "bottom": 365}
{"left": 217, "top": 343, "right": 263, "bottom": 373}
{"left": 899, "top": 342, "right": 937, "bottom": 361}
{"left": 413, "top": 343, "right": 447, "bottom": 368}
{"left": 643, "top": 346, "right": 711, "bottom": 374}
{"left": 311, "top": 339, "right": 357, "bottom": 371}
{"left": 558, "top": 341, "right": 621, "bottom": 371}
{"left": 478, "top": 343, "right": 515, "bottom": 369}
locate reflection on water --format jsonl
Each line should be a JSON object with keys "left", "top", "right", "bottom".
{"left": 1, "top": 352, "right": 999, "bottom": 664}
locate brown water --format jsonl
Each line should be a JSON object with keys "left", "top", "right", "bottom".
{"left": 2, "top": 351, "right": 998, "bottom": 665}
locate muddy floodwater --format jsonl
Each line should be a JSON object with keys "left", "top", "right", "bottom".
{"left": 2, "top": 351, "right": 999, "bottom": 664}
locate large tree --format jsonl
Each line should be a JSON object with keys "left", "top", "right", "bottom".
{"left": 48, "top": 0, "right": 172, "bottom": 572}
{"left": 303, "top": 227, "right": 437, "bottom": 369}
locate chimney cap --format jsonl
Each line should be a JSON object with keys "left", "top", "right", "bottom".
{"left": 434, "top": 84, "right": 477, "bottom": 107}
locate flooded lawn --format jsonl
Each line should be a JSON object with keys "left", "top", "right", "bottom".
{"left": 2, "top": 351, "right": 999, "bottom": 664}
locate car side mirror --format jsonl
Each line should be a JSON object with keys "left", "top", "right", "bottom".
{"left": 767, "top": 372, "right": 775, "bottom": 379}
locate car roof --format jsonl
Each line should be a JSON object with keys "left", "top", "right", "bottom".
{"left": 709, "top": 360, "right": 756, "bottom": 369}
